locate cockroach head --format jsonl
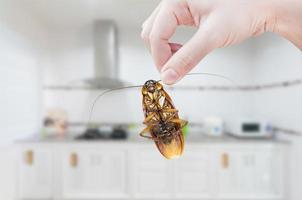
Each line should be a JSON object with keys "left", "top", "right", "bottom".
{"left": 143, "top": 80, "right": 162, "bottom": 93}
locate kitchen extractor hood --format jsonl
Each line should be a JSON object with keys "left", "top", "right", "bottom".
{"left": 85, "top": 20, "right": 125, "bottom": 89}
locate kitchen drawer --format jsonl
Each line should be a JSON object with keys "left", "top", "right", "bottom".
{"left": 61, "top": 148, "right": 128, "bottom": 199}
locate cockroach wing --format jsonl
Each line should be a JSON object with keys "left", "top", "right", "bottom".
{"left": 155, "top": 90, "right": 185, "bottom": 159}
{"left": 154, "top": 130, "right": 184, "bottom": 159}
{"left": 160, "top": 89, "right": 181, "bottom": 120}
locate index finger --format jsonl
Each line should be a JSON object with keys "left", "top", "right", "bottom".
{"left": 149, "top": 1, "right": 194, "bottom": 71}
{"left": 149, "top": 5, "right": 178, "bottom": 70}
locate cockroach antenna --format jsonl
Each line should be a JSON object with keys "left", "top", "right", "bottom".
{"left": 157, "top": 72, "right": 237, "bottom": 85}
{"left": 186, "top": 72, "right": 237, "bottom": 84}
{"left": 89, "top": 85, "right": 143, "bottom": 122}
{"left": 89, "top": 72, "right": 237, "bottom": 123}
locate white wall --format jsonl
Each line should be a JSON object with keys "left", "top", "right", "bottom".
{"left": 0, "top": 0, "right": 50, "bottom": 143}
{"left": 0, "top": 1, "right": 49, "bottom": 199}
{"left": 250, "top": 33, "right": 302, "bottom": 129}
{"left": 0, "top": 23, "right": 41, "bottom": 143}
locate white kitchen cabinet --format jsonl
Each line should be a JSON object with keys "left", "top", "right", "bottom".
{"left": 216, "top": 145, "right": 285, "bottom": 199}
{"left": 17, "top": 145, "right": 54, "bottom": 200}
{"left": 173, "top": 148, "right": 212, "bottom": 199}
{"left": 15, "top": 141, "right": 288, "bottom": 200}
{"left": 132, "top": 147, "right": 172, "bottom": 199}
{"left": 61, "top": 147, "right": 128, "bottom": 199}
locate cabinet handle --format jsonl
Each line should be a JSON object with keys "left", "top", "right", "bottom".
{"left": 25, "top": 150, "right": 34, "bottom": 165}
{"left": 70, "top": 152, "right": 78, "bottom": 168}
{"left": 221, "top": 153, "right": 229, "bottom": 169}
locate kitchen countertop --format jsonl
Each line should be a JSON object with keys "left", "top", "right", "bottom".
{"left": 15, "top": 133, "right": 291, "bottom": 145}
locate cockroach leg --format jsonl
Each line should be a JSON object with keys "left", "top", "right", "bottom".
{"left": 170, "top": 118, "right": 188, "bottom": 128}
{"left": 143, "top": 112, "right": 157, "bottom": 125}
{"left": 162, "top": 108, "right": 178, "bottom": 113}
{"left": 162, "top": 108, "right": 179, "bottom": 121}
{"left": 139, "top": 126, "right": 158, "bottom": 141}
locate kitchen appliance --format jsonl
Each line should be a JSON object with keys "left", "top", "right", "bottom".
{"left": 84, "top": 20, "right": 126, "bottom": 89}
{"left": 76, "top": 125, "right": 127, "bottom": 140}
{"left": 228, "top": 119, "right": 273, "bottom": 138}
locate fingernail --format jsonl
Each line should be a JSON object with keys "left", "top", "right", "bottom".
{"left": 161, "top": 68, "right": 179, "bottom": 85}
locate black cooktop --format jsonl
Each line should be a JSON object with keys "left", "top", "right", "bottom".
{"left": 76, "top": 127, "right": 127, "bottom": 140}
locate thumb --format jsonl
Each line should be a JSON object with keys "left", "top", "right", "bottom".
{"left": 160, "top": 25, "right": 217, "bottom": 85}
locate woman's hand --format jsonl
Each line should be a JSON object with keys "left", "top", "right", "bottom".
{"left": 141, "top": 0, "right": 302, "bottom": 85}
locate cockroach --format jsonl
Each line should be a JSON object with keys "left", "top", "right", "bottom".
{"left": 139, "top": 79, "right": 187, "bottom": 159}
{"left": 89, "top": 73, "right": 235, "bottom": 159}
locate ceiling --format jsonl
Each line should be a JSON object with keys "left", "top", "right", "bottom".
{"left": 17, "top": 0, "right": 160, "bottom": 31}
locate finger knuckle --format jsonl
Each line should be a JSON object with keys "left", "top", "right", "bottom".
{"left": 140, "top": 30, "right": 149, "bottom": 41}
{"left": 149, "top": 31, "right": 160, "bottom": 43}
{"left": 201, "top": 27, "right": 221, "bottom": 48}
{"left": 175, "top": 55, "right": 193, "bottom": 73}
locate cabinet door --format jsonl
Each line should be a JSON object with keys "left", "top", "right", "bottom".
{"left": 62, "top": 148, "right": 128, "bottom": 199}
{"left": 133, "top": 147, "right": 172, "bottom": 199}
{"left": 18, "top": 146, "right": 53, "bottom": 199}
{"left": 216, "top": 145, "right": 284, "bottom": 199}
{"left": 174, "top": 148, "right": 212, "bottom": 199}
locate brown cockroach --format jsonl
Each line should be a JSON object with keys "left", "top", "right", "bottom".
{"left": 140, "top": 80, "right": 187, "bottom": 159}
{"left": 89, "top": 73, "right": 235, "bottom": 159}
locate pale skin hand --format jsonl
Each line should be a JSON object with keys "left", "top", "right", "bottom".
{"left": 141, "top": 0, "right": 302, "bottom": 85}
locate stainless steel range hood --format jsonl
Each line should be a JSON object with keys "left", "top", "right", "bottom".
{"left": 85, "top": 20, "right": 124, "bottom": 89}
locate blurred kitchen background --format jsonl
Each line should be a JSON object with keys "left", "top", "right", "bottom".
{"left": 0, "top": 0, "right": 302, "bottom": 200}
